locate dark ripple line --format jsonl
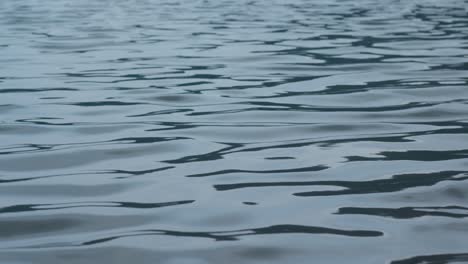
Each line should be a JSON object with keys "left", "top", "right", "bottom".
{"left": 0, "top": 143, "right": 53, "bottom": 156}
{"left": 0, "top": 137, "right": 186, "bottom": 156}
{"left": 0, "top": 200, "right": 194, "bottom": 214}
{"left": 164, "top": 133, "right": 416, "bottom": 165}
{"left": 346, "top": 149, "right": 468, "bottom": 162}
{"left": 0, "top": 88, "right": 77, "bottom": 93}
{"left": 241, "top": 99, "right": 465, "bottom": 112}
{"left": 66, "top": 73, "right": 226, "bottom": 84}
{"left": 217, "top": 122, "right": 468, "bottom": 156}
{"left": 67, "top": 101, "right": 146, "bottom": 107}
{"left": 336, "top": 206, "right": 468, "bottom": 219}
{"left": 0, "top": 171, "right": 106, "bottom": 184}
{"left": 196, "top": 75, "right": 328, "bottom": 93}
{"left": 229, "top": 80, "right": 465, "bottom": 99}
{"left": 0, "top": 165, "right": 173, "bottom": 184}
{"left": 127, "top": 109, "right": 192, "bottom": 117}
{"left": 110, "top": 136, "right": 188, "bottom": 144}
{"left": 15, "top": 118, "right": 74, "bottom": 126}
{"left": 187, "top": 165, "right": 328, "bottom": 178}
{"left": 146, "top": 122, "right": 302, "bottom": 134}
{"left": 82, "top": 224, "right": 383, "bottom": 245}
{"left": 163, "top": 142, "right": 244, "bottom": 164}
{"left": 161, "top": 128, "right": 431, "bottom": 166}
{"left": 391, "top": 252, "right": 468, "bottom": 264}
{"left": 213, "top": 171, "right": 468, "bottom": 197}
{"left": 109, "top": 166, "right": 174, "bottom": 178}
{"left": 188, "top": 100, "right": 465, "bottom": 116}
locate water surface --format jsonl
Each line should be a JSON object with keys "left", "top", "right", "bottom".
{"left": 1, "top": 0, "right": 468, "bottom": 263}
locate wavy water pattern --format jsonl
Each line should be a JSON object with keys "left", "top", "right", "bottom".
{"left": 1, "top": 0, "right": 468, "bottom": 263}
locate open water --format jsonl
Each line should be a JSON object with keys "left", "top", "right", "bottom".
{"left": 1, "top": 0, "right": 468, "bottom": 263}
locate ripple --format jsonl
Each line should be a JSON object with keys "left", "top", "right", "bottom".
{"left": 391, "top": 253, "right": 468, "bottom": 264}
{"left": 336, "top": 206, "right": 468, "bottom": 219}
{"left": 82, "top": 224, "right": 383, "bottom": 245}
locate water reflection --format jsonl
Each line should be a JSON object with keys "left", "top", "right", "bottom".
{"left": 1, "top": 0, "right": 468, "bottom": 263}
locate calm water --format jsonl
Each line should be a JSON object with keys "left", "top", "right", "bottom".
{"left": 1, "top": 0, "right": 468, "bottom": 263}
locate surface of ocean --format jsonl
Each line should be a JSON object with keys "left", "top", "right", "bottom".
{"left": 1, "top": 0, "right": 468, "bottom": 263}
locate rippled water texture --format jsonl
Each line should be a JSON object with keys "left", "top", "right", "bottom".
{"left": 1, "top": 0, "right": 468, "bottom": 263}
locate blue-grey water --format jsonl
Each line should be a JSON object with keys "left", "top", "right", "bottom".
{"left": 1, "top": 0, "right": 468, "bottom": 263}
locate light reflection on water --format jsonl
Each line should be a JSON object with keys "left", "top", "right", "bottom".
{"left": 1, "top": 0, "right": 468, "bottom": 263}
